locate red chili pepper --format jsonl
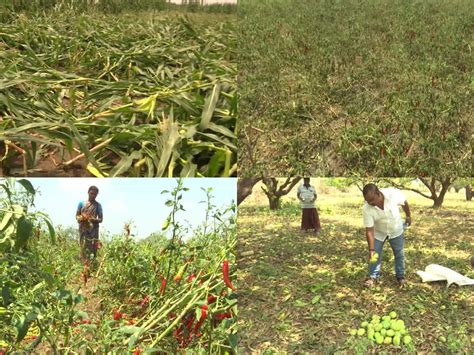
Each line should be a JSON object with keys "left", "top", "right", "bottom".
{"left": 113, "top": 310, "right": 122, "bottom": 321}
{"left": 82, "top": 319, "right": 91, "bottom": 324}
{"left": 173, "top": 312, "right": 196, "bottom": 348}
{"left": 132, "top": 349, "right": 141, "bottom": 355}
{"left": 174, "top": 263, "right": 188, "bottom": 283}
{"left": 207, "top": 295, "right": 217, "bottom": 304}
{"left": 193, "top": 305, "right": 208, "bottom": 337}
{"left": 140, "top": 295, "right": 150, "bottom": 307}
{"left": 214, "top": 312, "right": 232, "bottom": 321}
{"left": 187, "top": 273, "right": 196, "bottom": 282}
{"left": 160, "top": 277, "right": 167, "bottom": 295}
{"left": 222, "top": 260, "right": 236, "bottom": 291}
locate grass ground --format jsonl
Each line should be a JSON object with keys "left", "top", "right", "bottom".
{"left": 1, "top": 10, "right": 236, "bottom": 177}
{"left": 238, "top": 182, "right": 473, "bottom": 353}
{"left": 237, "top": 0, "right": 473, "bottom": 176}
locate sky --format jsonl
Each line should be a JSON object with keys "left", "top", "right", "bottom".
{"left": 5, "top": 178, "right": 236, "bottom": 240}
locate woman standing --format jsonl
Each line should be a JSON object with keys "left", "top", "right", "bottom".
{"left": 297, "top": 178, "right": 321, "bottom": 235}
{"left": 76, "top": 185, "right": 103, "bottom": 262}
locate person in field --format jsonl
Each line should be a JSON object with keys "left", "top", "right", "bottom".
{"left": 297, "top": 178, "right": 321, "bottom": 235}
{"left": 76, "top": 185, "right": 103, "bottom": 262}
{"left": 362, "top": 183, "right": 411, "bottom": 288}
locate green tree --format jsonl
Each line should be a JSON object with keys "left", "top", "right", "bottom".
{"left": 383, "top": 177, "right": 454, "bottom": 209}
{"left": 262, "top": 177, "right": 301, "bottom": 210}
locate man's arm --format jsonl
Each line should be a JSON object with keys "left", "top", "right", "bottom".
{"left": 366, "top": 227, "right": 376, "bottom": 260}
{"left": 401, "top": 201, "right": 411, "bottom": 225}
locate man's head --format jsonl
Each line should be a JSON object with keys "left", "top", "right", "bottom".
{"left": 88, "top": 186, "right": 99, "bottom": 201}
{"left": 363, "top": 183, "right": 383, "bottom": 206}
{"left": 303, "top": 177, "right": 310, "bottom": 185}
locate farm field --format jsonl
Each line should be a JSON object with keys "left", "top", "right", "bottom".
{"left": 0, "top": 178, "right": 237, "bottom": 353}
{"left": 0, "top": 2, "right": 236, "bottom": 177}
{"left": 238, "top": 180, "right": 473, "bottom": 353}
{"left": 238, "top": 0, "right": 473, "bottom": 176}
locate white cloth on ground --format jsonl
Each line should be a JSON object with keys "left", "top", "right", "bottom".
{"left": 416, "top": 264, "right": 474, "bottom": 287}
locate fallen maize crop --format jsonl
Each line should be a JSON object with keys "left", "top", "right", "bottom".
{"left": 0, "top": 11, "right": 236, "bottom": 177}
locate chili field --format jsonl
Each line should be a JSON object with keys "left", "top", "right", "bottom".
{"left": 0, "top": 179, "right": 237, "bottom": 353}
{"left": 0, "top": 8, "right": 236, "bottom": 177}
{"left": 238, "top": 0, "right": 473, "bottom": 176}
{"left": 238, "top": 181, "right": 473, "bottom": 353}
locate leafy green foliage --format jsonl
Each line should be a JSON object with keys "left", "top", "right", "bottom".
{"left": 0, "top": 179, "right": 237, "bottom": 353}
{"left": 238, "top": 0, "right": 472, "bottom": 176}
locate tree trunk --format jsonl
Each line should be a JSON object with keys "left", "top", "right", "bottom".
{"left": 466, "top": 185, "right": 472, "bottom": 201}
{"left": 431, "top": 178, "right": 451, "bottom": 209}
{"left": 268, "top": 195, "right": 280, "bottom": 210}
{"left": 433, "top": 196, "right": 443, "bottom": 209}
{"left": 237, "top": 177, "right": 261, "bottom": 206}
{"left": 261, "top": 177, "right": 302, "bottom": 210}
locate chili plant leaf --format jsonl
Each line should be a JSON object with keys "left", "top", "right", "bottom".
{"left": 14, "top": 216, "right": 33, "bottom": 252}
{"left": 17, "top": 179, "right": 35, "bottom": 196}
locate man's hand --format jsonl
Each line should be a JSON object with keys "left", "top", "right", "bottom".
{"left": 402, "top": 201, "right": 412, "bottom": 226}
{"left": 405, "top": 216, "right": 412, "bottom": 226}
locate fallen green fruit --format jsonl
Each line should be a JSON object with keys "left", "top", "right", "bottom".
{"left": 393, "top": 335, "right": 401, "bottom": 346}
{"left": 384, "top": 336, "right": 392, "bottom": 345}
{"left": 438, "top": 336, "right": 446, "bottom": 343}
{"left": 386, "top": 329, "right": 395, "bottom": 337}
{"left": 374, "top": 324, "right": 383, "bottom": 332}
{"left": 403, "top": 335, "right": 412, "bottom": 344}
{"left": 380, "top": 329, "right": 387, "bottom": 336}
{"left": 375, "top": 334, "right": 384, "bottom": 345}
{"left": 361, "top": 321, "right": 369, "bottom": 328}
{"left": 382, "top": 321, "right": 391, "bottom": 329}
{"left": 369, "top": 252, "right": 379, "bottom": 264}
{"left": 350, "top": 329, "right": 357, "bottom": 336}
{"left": 357, "top": 328, "right": 366, "bottom": 336}
{"left": 389, "top": 311, "right": 397, "bottom": 319}
{"left": 391, "top": 322, "right": 400, "bottom": 331}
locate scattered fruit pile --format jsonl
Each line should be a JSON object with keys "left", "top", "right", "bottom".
{"left": 350, "top": 311, "right": 413, "bottom": 346}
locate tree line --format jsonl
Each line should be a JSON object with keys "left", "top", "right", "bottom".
{"left": 237, "top": 177, "right": 473, "bottom": 209}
